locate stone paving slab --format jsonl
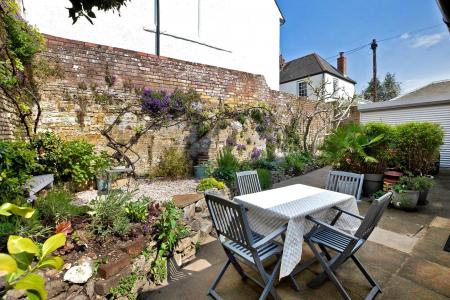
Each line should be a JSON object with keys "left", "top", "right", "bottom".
{"left": 381, "top": 274, "right": 449, "bottom": 300}
{"left": 368, "top": 227, "right": 418, "bottom": 253}
{"left": 398, "top": 257, "right": 450, "bottom": 298}
{"left": 411, "top": 227, "right": 450, "bottom": 269}
{"left": 173, "top": 193, "right": 204, "bottom": 208}
{"left": 430, "top": 216, "right": 450, "bottom": 229}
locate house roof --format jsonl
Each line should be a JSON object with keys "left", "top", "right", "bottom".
{"left": 280, "top": 53, "right": 356, "bottom": 84}
{"left": 358, "top": 79, "right": 450, "bottom": 112}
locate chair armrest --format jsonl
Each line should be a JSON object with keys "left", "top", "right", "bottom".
{"left": 332, "top": 206, "right": 364, "bottom": 220}
{"left": 306, "top": 215, "right": 357, "bottom": 240}
{"left": 252, "top": 224, "right": 288, "bottom": 249}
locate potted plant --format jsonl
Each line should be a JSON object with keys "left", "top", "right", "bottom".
{"left": 391, "top": 176, "right": 420, "bottom": 210}
{"left": 414, "top": 176, "right": 434, "bottom": 205}
{"left": 319, "top": 123, "right": 384, "bottom": 197}
{"left": 95, "top": 152, "right": 111, "bottom": 192}
{"left": 193, "top": 152, "right": 209, "bottom": 179}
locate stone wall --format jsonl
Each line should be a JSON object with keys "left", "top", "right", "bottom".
{"left": 0, "top": 92, "right": 20, "bottom": 140}
{"left": 1, "top": 34, "right": 315, "bottom": 175}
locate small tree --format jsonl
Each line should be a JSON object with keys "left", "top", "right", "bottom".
{"left": 284, "top": 79, "right": 357, "bottom": 154}
{"left": 382, "top": 72, "right": 401, "bottom": 101}
{"left": 363, "top": 77, "right": 383, "bottom": 101}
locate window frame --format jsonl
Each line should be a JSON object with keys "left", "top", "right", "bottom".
{"left": 297, "top": 80, "right": 308, "bottom": 97}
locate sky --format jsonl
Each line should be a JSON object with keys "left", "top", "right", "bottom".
{"left": 277, "top": 0, "right": 450, "bottom": 94}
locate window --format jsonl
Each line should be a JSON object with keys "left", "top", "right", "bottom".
{"left": 333, "top": 78, "right": 339, "bottom": 93}
{"left": 298, "top": 81, "right": 308, "bottom": 97}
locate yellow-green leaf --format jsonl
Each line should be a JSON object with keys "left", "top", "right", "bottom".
{"left": 7, "top": 236, "right": 39, "bottom": 255}
{"left": 41, "top": 233, "right": 66, "bottom": 259}
{"left": 0, "top": 203, "right": 35, "bottom": 218}
{"left": 38, "top": 256, "right": 64, "bottom": 270}
{"left": 14, "top": 273, "right": 47, "bottom": 300}
{"left": 0, "top": 253, "right": 17, "bottom": 276}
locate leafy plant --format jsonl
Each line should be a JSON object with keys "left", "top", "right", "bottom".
{"left": 212, "top": 148, "right": 240, "bottom": 185}
{"left": 196, "top": 177, "right": 226, "bottom": 191}
{"left": 89, "top": 191, "right": 132, "bottom": 238}
{"left": 155, "top": 201, "right": 188, "bottom": 253}
{"left": 413, "top": 176, "right": 434, "bottom": 192}
{"left": 124, "top": 197, "right": 151, "bottom": 223}
{"left": 319, "top": 123, "right": 384, "bottom": 173}
{"left": 152, "top": 147, "right": 191, "bottom": 179}
{"left": 109, "top": 273, "right": 139, "bottom": 300}
{"left": 150, "top": 250, "right": 167, "bottom": 285}
{"left": 256, "top": 168, "right": 272, "bottom": 190}
{"left": 282, "top": 151, "right": 313, "bottom": 176}
{"left": 0, "top": 140, "right": 36, "bottom": 204}
{"left": 35, "top": 189, "right": 87, "bottom": 225}
{"left": 395, "top": 122, "right": 444, "bottom": 175}
{"left": 0, "top": 203, "right": 66, "bottom": 300}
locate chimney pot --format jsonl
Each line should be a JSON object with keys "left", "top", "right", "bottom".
{"left": 337, "top": 52, "right": 347, "bottom": 77}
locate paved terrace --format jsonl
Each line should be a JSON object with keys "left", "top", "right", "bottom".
{"left": 143, "top": 167, "right": 450, "bottom": 299}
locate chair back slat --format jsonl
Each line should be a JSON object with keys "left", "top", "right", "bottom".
{"left": 325, "top": 170, "right": 364, "bottom": 200}
{"left": 236, "top": 170, "right": 262, "bottom": 195}
{"left": 205, "top": 192, "right": 253, "bottom": 248}
{"left": 355, "top": 192, "right": 392, "bottom": 240}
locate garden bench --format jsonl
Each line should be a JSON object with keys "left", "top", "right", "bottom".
{"left": 24, "top": 174, "right": 54, "bottom": 203}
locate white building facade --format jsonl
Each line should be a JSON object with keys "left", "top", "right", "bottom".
{"left": 280, "top": 53, "right": 356, "bottom": 100}
{"left": 21, "top": 0, "right": 284, "bottom": 90}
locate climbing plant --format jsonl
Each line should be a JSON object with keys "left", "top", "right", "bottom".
{"left": 0, "top": 0, "right": 61, "bottom": 141}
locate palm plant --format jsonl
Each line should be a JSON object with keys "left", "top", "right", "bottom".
{"left": 319, "top": 123, "right": 384, "bottom": 173}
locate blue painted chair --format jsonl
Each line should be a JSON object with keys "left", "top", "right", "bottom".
{"left": 205, "top": 192, "right": 299, "bottom": 300}
{"left": 304, "top": 192, "right": 392, "bottom": 300}
{"left": 236, "top": 170, "right": 262, "bottom": 195}
{"left": 325, "top": 170, "right": 364, "bottom": 201}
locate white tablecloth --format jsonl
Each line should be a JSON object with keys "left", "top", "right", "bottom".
{"left": 234, "top": 184, "right": 361, "bottom": 278}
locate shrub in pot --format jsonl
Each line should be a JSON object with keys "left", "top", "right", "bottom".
{"left": 391, "top": 176, "right": 426, "bottom": 210}
{"left": 414, "top": 176, "right": 434, "bottom": 205}
{"left": 395, "top": 122, "right": 444, "bottom": 175}
{"left": 319, "top": 123, "right": 384, "bottom": 196}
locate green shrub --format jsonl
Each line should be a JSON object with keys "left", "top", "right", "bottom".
{"left": 155, "top": 200, "right": 188, "bottom": 253}
{"left": 0, "top": 140, "right": 36, "bottom": 204}
{"left": 257, "top": 168, "right": 272, "bottom": 190}
{"left": 152, "top": 147, "right": 191, "bottom": 178}
{"left": 89, "top": 191, "right": 132, "bottom": 238}
{"left": 363, "top": 122, "right": 396, "bottom": 172}
{"left": 282, "top": 151, "right": 313, "bottom": 176}
{"left": 413, "top": 176, "right": 434, "bottom": 191}
{"left": 212, "top": 148, "right": 240, "bottom": 185}
{"left": 395, "top": 122, "right": 444, "bottom": 175}
{"left": 109, "top": 273, "right": 139, "bottom": 300}
{"left": 32, "top": 132, "right": 110, "bottom": 184}
{"left": 35, "top": 189, "right": 87, "bottom": 225}
{"left": 197, "top": 177, "right": 225, "bottom": 191}
{"left": 319, "top": 123, "right": 383, "bottom": 173}
{"left": 124, "top": 196, "right": 151, "bottom": 223}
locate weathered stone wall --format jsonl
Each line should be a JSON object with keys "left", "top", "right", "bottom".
{"left": 1, "top": 34, "right": 314, "bottom": 175}
{"left": 0, "top": 92, "right": 20, "bottom": 140}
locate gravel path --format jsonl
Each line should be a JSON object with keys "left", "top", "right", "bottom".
{"left": 74, "top": 178, "right": 199, "bottom": 205}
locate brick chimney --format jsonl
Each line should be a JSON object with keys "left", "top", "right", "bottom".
{"left": 337, "top": 52, "right": 347, "bottom": 76}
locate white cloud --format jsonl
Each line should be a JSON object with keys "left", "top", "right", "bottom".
{"left": 400, "top": 32, "right": 410, "bottom": 39}
{"left": 411, "top": 33, "right": 445, "bottom": 48}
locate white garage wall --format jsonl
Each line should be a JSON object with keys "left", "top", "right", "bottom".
{"left": 360, "top": 104, "right": 450, "bottom": 168}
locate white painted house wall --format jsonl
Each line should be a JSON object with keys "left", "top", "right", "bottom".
{"left": 279, "top": 73, "right": 355, "bottom": 100}
{"left": 360, "top": 105, "right": 450, "bottom": 168}
{"left": 21, "top": 0, "right": 282, "bottom": 90}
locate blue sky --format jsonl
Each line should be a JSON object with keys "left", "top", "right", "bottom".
{"left": 278, "top": 0, "right": 450, "bottom": 93}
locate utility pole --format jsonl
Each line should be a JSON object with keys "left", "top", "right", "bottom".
{"left": 155, "top": 0, "right": 160, "bottom": 56}
{"left": 371, "top": 39, "right": 378, "bottom": 102}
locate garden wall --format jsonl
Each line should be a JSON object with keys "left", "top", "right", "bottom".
{"left": 2, "top": 34, "right": 318, "bottom": 175}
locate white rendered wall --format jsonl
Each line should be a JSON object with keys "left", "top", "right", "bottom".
{"left": 21, "top": 0, "right": 282, "bottom": 90}
{"left": 280, "top": 73, "right": 355, "bottom": 100}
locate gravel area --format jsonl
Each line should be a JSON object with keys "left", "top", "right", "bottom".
{"left": 74, "top": 178, "right": 199, "bottom": 205}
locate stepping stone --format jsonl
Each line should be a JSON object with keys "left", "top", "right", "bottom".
{"left": 173, "top": 194, "right": 204, "bottom": 208}
{"left": 368, "top": 227, "right": 418, "bottom": 254}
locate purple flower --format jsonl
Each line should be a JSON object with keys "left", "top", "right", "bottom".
{"left": 251, "top": 147, "right": 262, "bottom": 160}
{"left": 236, "top": 144, "right": 246, "bottom": 151}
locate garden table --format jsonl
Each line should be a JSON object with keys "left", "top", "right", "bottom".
{"left": 234, "top": 184, "right": 360, "bottom": 278}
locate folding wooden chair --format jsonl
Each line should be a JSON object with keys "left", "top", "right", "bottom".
{"left": 205, "top": 192, "right": 299, "bottom": 300}
{"left": 325, "top": 170, "right": 364, "bottom": 201}
{"left": 236, "top": 170, "right": 262, "bottom": 195}
{"left": 304, "top": 192, "right": 392, "bottom": 300}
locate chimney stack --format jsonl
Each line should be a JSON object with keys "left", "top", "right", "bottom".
{"left": 337, "top": 52, "right": 347, "bottom": 76}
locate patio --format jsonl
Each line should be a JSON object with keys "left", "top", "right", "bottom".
{"left": 143, "top": 167, "right": 450, "bottom": 300}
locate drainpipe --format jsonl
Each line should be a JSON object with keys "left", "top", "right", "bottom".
{"left": 155, "top": 0, "right": 160, "bottom": 56}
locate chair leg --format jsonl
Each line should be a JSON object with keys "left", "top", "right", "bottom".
{"left": 208, "top": 259, "right": 231, "bottom": 299}
{"left": 319, "top": 244, "right": 332, "bottom": 260}
{"left": 254, "top": 257, "right": 281, "bottom": 300}
{"left": 351, "top": 255, "right": 381, "bottom": 298}
{"left": 224, "top": 249, "right": 248, "bottom": 280}
{"left": 307, "top": 241, "right": 351, "bottom": 300}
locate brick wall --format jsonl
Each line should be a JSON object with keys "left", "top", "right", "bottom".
{"left": 2, "top": 34, "right": 313, "bottom": 175}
